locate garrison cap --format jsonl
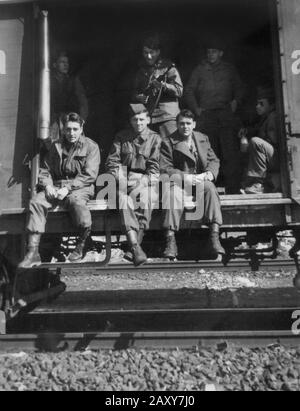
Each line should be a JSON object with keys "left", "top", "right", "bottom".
{"left": 206, "top": 37, "right": 226, "bottom": 51}
{"left": 128, "top": 103, "right": 149, "bottom": 117}
{"left": 257, "top": 86, "right": 275, "bottom": 102}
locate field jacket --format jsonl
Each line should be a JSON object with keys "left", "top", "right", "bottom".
{"left": 133, "top": 58, "right": 183, "bottom": 123}
{"left": 105, "top": 127, "right": 161, "bottom": 181}
{"left": 185, "top": 60, "right": 244, "bottom": 111}
{"left": 38, "top": 135, "right": 100, "bottom": 192}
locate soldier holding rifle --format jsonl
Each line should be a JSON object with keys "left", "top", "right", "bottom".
{"left": 133, "top": 33, "right": 183, "bottom": 138}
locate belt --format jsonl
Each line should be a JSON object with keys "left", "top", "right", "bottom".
{"left": 54, "top": 179, "right": 74, "bottom": 188}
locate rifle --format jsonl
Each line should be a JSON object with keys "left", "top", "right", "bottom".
{"left": 143, "top": 63, "right": 176, "bottom": 116}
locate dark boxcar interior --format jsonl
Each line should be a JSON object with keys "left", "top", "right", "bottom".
{"left": 45, "top": 0, "right": 280, "bottom": 171}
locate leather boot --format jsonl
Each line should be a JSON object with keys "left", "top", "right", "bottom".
{"left": 68, "top": 227, "right": 91, "bottom": 262}
{"left": 127, "top": 230, "right": 147, "bottom": 267}
{"left": 163, "top": 230, "right": 178, "bottom": 260}
{"left": 18, "top": 233, "right": 42, "bottom": 269}
{"left": 207, "top": 223, "right": 225, "bottom": 257}
{"left": 124, "top": 229, "right": 144, "bottom": 262}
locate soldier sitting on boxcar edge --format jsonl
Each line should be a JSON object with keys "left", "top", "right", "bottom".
{"left": 184, "top": 39, "right": 244, "bottom": 194}
{"left": 132, "top": 33, "right": 183, "bottom": 138}
{"left": 160, "top": 109, "right": 224, "bottom": 260}
{"left": 18, "top": 113, "right": 101, "bottom": 268}
{"left": 239, "top": 87, "right": 279, "bottom": 194}
{"left": 105, "top": 104, "right": 161, "bottom": 266}
{"left": 50, "top": 51, "right": 89, "bottom": 142}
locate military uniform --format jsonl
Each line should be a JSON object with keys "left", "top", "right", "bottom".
{"left": 105, "top": 127, "right": 161, "bottom": 233}
{"left": 27, "top": 134, "right": 100, "bottom": 234}
{"left": 50, "top": 73, "right": 89, "bottom": 141}
{"left": 133, "top": 58, "right": 183, "bottom": 138}
{"left": 184, "top": 60, "right": 244, "bottom": 193}
{"left": 160, "top": 131, "right": 222, "bottom": 231}
{"left": 246, "top": 110, "right": 278, "bottom": 181}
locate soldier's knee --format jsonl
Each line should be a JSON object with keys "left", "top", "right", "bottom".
{"left": 250, "top": 137, "right": 264, "bottom": 147}
{"left": 203, "top": 181, "right": 215, "bottom": 193}
{"left": 75, "top": 209, "right": 92, "bottom": 229}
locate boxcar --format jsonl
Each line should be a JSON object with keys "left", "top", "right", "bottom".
{"left": 1, "top": 0, "right": 300, "bottom": 313}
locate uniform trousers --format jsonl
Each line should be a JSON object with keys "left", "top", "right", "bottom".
{"left": 27, "top": 186, "right": 94, "bottom": 234}
{"left": 197, "top": 108, "right": 240, "bottom": 193}
{"left": 247, "top": 137, "right": 278, "bottom": 180}
{"left": 118, "top": 183, "right": 159, "bottom": 233}
{"left": 162, "top": 180, "right": 223, "bottom": 231}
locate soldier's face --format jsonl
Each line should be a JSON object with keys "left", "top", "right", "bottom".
{"left": 64, "top": 121, "right": 83, "bottom": 144}
{"left": 207, "top": 49, "right": 223, "bottom": 65}
{"left": 130, "top": 112, "right": 151, "bottom": 134}
{"left": 256, "top": 99, "right": 272, "bottom": 116}
{"left": 177, "top": 116, "right": 196, "bottom": 139}
{"left": 143, "top": 47, "right": 160, "bottom": 66}
{"left": 55, "top": 57, "right": 69, "bottom": 75}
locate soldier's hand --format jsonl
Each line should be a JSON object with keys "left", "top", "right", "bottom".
{"left": 195, "top": 107, "right": 203, "bottom": 118}
{"left": 45, "top": 185, "right": 58, "bottom": 200}
{"left": 56, "top": 187, "right": 69, "bottom": 201}
{"left": 140, "top": 175, "right": 149, "bottom": 187}
{"left": 151, "top": 79, "right": 163, "bottom": 91}
{"left": 196, "top": 172, "right": 214, "bottom": 183}
{"left": 231, "top": 100, "right": 238, "bottom": 113}
{"left": 136, "top": 94, "right": 148, "bottom": 104}
{"left": 184, "top": 174, "right": 196, "bottom": 186}
{"left": 238, "top": 127, "right": 248, "bottom": 139}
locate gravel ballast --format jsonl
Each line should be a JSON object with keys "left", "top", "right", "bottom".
{"left": 0, "top": 345, "right": 300, "bottom": 391}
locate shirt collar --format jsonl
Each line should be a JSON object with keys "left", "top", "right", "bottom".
{"left": 133, "top": 127, "right": 150, "bottom": 142}
{"left": 61, "top": 134, "right": 85, "bottom": 153}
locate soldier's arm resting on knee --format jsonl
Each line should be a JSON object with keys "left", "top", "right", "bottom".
{"left": 105, "top": 136, "right": 124, "bottom": 182}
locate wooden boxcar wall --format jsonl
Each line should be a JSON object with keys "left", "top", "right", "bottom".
{"left": 0, "top": 4, "right": 35, "bottom": 211}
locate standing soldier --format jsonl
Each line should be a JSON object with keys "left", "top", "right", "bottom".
{"left": 50, "top": 51, "right": 89, "bottom": 141}
{"left": 184, "top": 40, "right": 244, "bottom": 193}
{"left": 239, "top": 87, "right": 279, "bottom": 194}
{"left": 106, "top": 104, "right": 161, "bottom": 266}
{"left": 133, "top": 33, "right": 183, "bottom": 138}
{"left": 18, "top": 113, "right": 100, "bottom": 268}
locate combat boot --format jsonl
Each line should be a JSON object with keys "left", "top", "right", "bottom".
{"left": 127, "top": 230, "right": 147, "bottom": 267}
{"left": 163, "top": 231, "right": 178, "bottom": 260}
{"left": 18, "top": 233, "right": 42, "bottom": 269}
{"left": 124, "top": 229, "right": 144, "bottom": 262}
{"left": 206, "top": 223, "right": 225, "bottom": 257}
{"left": 68, "top": 227, "right": 91, "bottom": 262}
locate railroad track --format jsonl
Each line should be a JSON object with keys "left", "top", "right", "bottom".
{"left": 1, "top": 308, "right": 299, "bottom": 351}
{"left": 35, "top": 258, "right": 296, "bottom": 273}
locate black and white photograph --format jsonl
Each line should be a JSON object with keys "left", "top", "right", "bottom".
{"left": 0, "top": 0, "right": 299, "bottom": 394}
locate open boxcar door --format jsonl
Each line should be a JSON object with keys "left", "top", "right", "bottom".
{"left": 277, "top": 0, "right": 300, "bottom": 203}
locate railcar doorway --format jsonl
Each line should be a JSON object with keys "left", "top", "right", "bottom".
{"left": 43, "top": 0, "right": 285, "bottom": 194}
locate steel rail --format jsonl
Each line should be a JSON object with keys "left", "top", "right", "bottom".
{"left": 0, "top": 330, "right": 299, "bottom": 351}
{"left": 1, "top": 307, "right": 299, "bottom": 351}
{"left": 31, "top": 258, "right": 296, "bottom": 273}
